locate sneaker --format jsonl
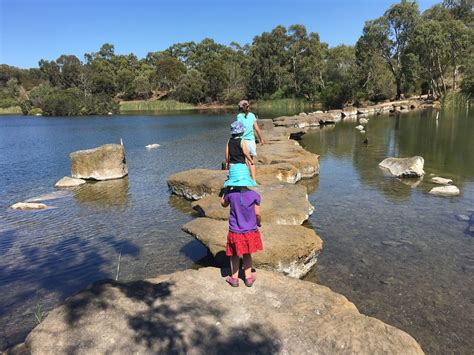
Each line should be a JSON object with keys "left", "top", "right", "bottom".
{"left": 225, "top": 276, "right": 239, "bottom": 287}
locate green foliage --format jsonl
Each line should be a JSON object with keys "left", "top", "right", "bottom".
{"left": 34, "top": 304, "right": 44, "bottom": 324}
{"left": 0, "top": 1, "right": 471, "bottom": 115}
{"left": 119, "top": 99, "right": 193, "bottom": 112}
{"left": 0, "top": 97, "right": 18, "bottom": 108}
{"left": 173, "top": 69, "right": 206, "bottom": 104}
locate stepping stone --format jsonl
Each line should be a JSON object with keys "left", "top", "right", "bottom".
{"left": 182, "top": 217, "right": 322, "bottom": 278}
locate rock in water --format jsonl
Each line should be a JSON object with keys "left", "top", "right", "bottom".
{"left": 379, "top": 156, "right": 425, "bottom": 177}
{"left": 70, "top": 144, "right": 128, "bottom": 181}
{"left": 54, "top": 176, "right": 86, "bottom": 188}
{"left": 192, "top": 184, "right": 314, "bottom": 225}
{"left": 359, "top": 118, "right": 369, "bottom": 125}
{"left": 182, "top": 218, "right": 322, "bottom": 278}
{"left": 24, "top": 267, "right": 424, "bottom": 354}
{"left": 10, "top": 202, "right": 48, "bottom": 210}
{"left": 431, "top": 177, "right": 453, "bottom": 185}
{"left": 355, "top": 125, "right": 364, "bottom": 131}
{"left": 145, "top": 143, "right": 161, "bottom": 149}
{"left": 429, "top": 186, "right": 460, "bottom": 197}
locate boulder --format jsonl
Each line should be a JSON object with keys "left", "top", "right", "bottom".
{"left": 359, "top": 118, "right": 369, "bottom": 125}
{"left": 379, "top": 156, "right": 425, "bottom": 178}
{"left": 273, "top": 115, "right": 320, "bottom": 129}
{"left": 255, "top": 163, "right": 301, "bottom": 184}
{"left": 257, "top": 141, "right": 320, "bottom": 178}
{"left": 182, "top": 218, "right": 322, "bottom": 278}
{"left": 429, "top": 186, "right": 460, "bottom": 197}
{"left": 431, "top": 177, "right": 453, "bottom": 185}
{"left": 167, "top": 169, "right": 227, "bottom": 200}
{"left": 342, "top": 107, "right": 358, "bottom": 117}
{"left": 257, "top": 119, "right": 275, "bottom": 130}
{"left": 326, "top": 110, "right": 343, "bottom": 121}
{"left": 355, "top": 125, "right": 364, "bottom": 131}
{"left": 10, "top": 202, "right": 48, "bottom": 210}
{"left": 192, "top": 183, "right": 314, "bottom": 225}
{"left": 70, "top": 144, "right": 128, "bottom": 181}
{"left": 263, "top": 126, "right": 304, "bottom": 142}
{"left": 54, "top": 176, "right": 86, "bottom": 188}
{"left": 24, "top": 267, "right": 423, "bottom": 355}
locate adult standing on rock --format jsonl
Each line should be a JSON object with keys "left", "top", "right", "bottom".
{"left": 237, "top": 100, "right": 265, "bottom": 157}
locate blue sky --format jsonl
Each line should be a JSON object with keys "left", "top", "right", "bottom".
{"left": 1, "top": 0, "right": 439, "bottom": 68}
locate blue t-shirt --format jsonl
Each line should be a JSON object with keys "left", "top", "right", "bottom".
{"left": 236, "top": 112, "right": 257, "bottom": 141}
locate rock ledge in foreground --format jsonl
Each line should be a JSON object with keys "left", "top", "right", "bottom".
{"left": 24, "top": 268, "right": 424, "bottom": 354}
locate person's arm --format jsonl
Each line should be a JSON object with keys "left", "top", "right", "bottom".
{"left": 253, "top": 120, "right": 265, "bottom": 145}
{"left": 255, "top": 204, "right": 261, "bottom": 226}
{"left": 241, "top": 140, "right": 254, "bottom": 165}
{"left": 221, "top": 193, "right": 229, "bottom": 207}
{"left": 225, "top": 141, "right": 230, "bottom": 170}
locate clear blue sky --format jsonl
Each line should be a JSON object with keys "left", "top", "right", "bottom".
{"left": 1, "top": 0, "right": 439, "bottom": 69}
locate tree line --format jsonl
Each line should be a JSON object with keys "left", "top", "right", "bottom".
{"left": 0, "top": 0, "right": 472, "bottom": 116}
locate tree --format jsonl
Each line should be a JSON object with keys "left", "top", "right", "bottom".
{"left": 56, "top": 55, "right": 82, "bottom": 88}
{"left": 357, "top": 0, "right": 420, "bottom": 99}
{"left": 173, "top": 69, "right": 206, "bottom": 104}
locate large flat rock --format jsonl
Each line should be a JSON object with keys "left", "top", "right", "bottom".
{"left": 379, "top": 156, "right": 425, "bottom": 178}
{"left": 167, "top": 169, "right": 227, "bottom": 200}
{"left": 257, "top": 141, "right": 320, "bottom": 178}
{"left": 182, "top": 218, "right": 322, "bottom": 278}
{"left": 70, "top": 144, "right": 128, "bottom": 181}
{"left": 192, "top": 183, "right": 313, "bottom": 225}
{"left": 25, "top": 268, "right": 423, "bottom": 354}
{"left": 168, "top": 164, "right": 302, "bottom": 200}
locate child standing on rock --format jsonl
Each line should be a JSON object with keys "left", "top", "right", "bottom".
{"left": 225, "top": 121, "right": 257, "bottom": 185}
{"left": 220, "top": 185, "right": 263, "bottom": 287}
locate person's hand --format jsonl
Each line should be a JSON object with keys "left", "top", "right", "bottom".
{"left": 260, "top": 139, "right": 265, "bottom": 145}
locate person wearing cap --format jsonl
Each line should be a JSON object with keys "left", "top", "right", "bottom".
{"left": 236, "top": 100, "right": 265, "bottom": 160}
{"left": 224, "top": 121, "right": 257, "bottom": 186}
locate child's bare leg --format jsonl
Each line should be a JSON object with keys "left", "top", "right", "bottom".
{"left": 247, "top": 159, "right": 256, "bottom": 182}
{"left": 242, "top": 253, "right": 253, "bottom": 279}
{"left": 230, "top": 255, "right": 240, "bottom": 279}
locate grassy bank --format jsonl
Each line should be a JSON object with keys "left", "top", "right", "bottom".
{"left": 441, "top": 92, "right": 471, "bottom": 109}
{"left": 0, "top": 106, "right": 22, "bottom": 115}
{"left": 119, "top": 100, "right": 194, "bottom": 112}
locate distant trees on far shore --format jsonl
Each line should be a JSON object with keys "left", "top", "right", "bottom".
{"left": 1, "top": 0, "right": 472, "bottom": 115}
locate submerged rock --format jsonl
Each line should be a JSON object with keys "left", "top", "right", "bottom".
{"left": 70, "top": 144, "right": 128, "bottom": 181}
{"left": 379, "top": 156, "right": 425, "bottom": 178}
{"left": 192, "top": 184, "right": 314, "bottom": 225}
{"left": 54, "top": 176, "right": 86, "bottom": 188}
{"left": 429, "top": 185, "right": 460, "bottom": 197}
{"left": 182, "top": 218, "right": 322, "bottom": 278}
{"left": 10, "top": 202, "right": 48, "bottom": 210}
{"left": 431, "top": 177, "right": 453, "bottom": 185}
{"left": 24, "top": 267, "right": 424, "bottom": 354}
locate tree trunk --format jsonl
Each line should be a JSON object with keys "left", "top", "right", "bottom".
{"left": 452, "top": 65, "right": 457, "bottom": 91}
{"left": 396, "top": 78, "right": 402, "bottom": 100}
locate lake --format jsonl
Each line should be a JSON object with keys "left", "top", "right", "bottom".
{"left": 0, "top": 107, "right": 473, "bottom": 353}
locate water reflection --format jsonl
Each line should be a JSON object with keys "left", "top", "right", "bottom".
{"left": 73, "top": 178, "right": 130, "bottom": 207}
{"left": 296, "top": 176, "right": 319, "bottom": 195}
{"left": 301, "top": 108, "right": 474, "bottom": 354}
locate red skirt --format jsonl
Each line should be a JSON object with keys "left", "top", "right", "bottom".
{"left": 226, "top": 230, "right": 263, "bottom": 256}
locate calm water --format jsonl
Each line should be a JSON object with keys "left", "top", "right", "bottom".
{"left": 0, "top": 108, "right": 473, "bottom": 353}
{"left": 301, "top": 108, "right": 473, "bottom": 354}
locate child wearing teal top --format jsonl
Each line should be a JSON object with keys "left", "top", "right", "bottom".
{"left": 236, "top": 100, "right": 265, "bottom": 181}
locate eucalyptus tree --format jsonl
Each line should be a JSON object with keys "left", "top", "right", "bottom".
{"left": 357, "top": 0, "right": 420, "bottom": 99}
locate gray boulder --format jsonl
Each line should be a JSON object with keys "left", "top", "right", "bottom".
{"left": 70, "top": 144, "right": 128, "bottom": 181}
{"left": 24, "top": 267, "right": 423, "bottom": 355}
{"left": 182, "top": 218, "right": 322, "bottom": 278}
{"left": 192, "top": 183, "right": 314, "bottom": 225}
{"left": 379, "top": 156, "right": 425, "bottom": 177}
{"left": 431, "top": 177, "right": 453, "bottom": 185}
{"left": 10, "top": 202, "right": 48, "bottom": 210}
